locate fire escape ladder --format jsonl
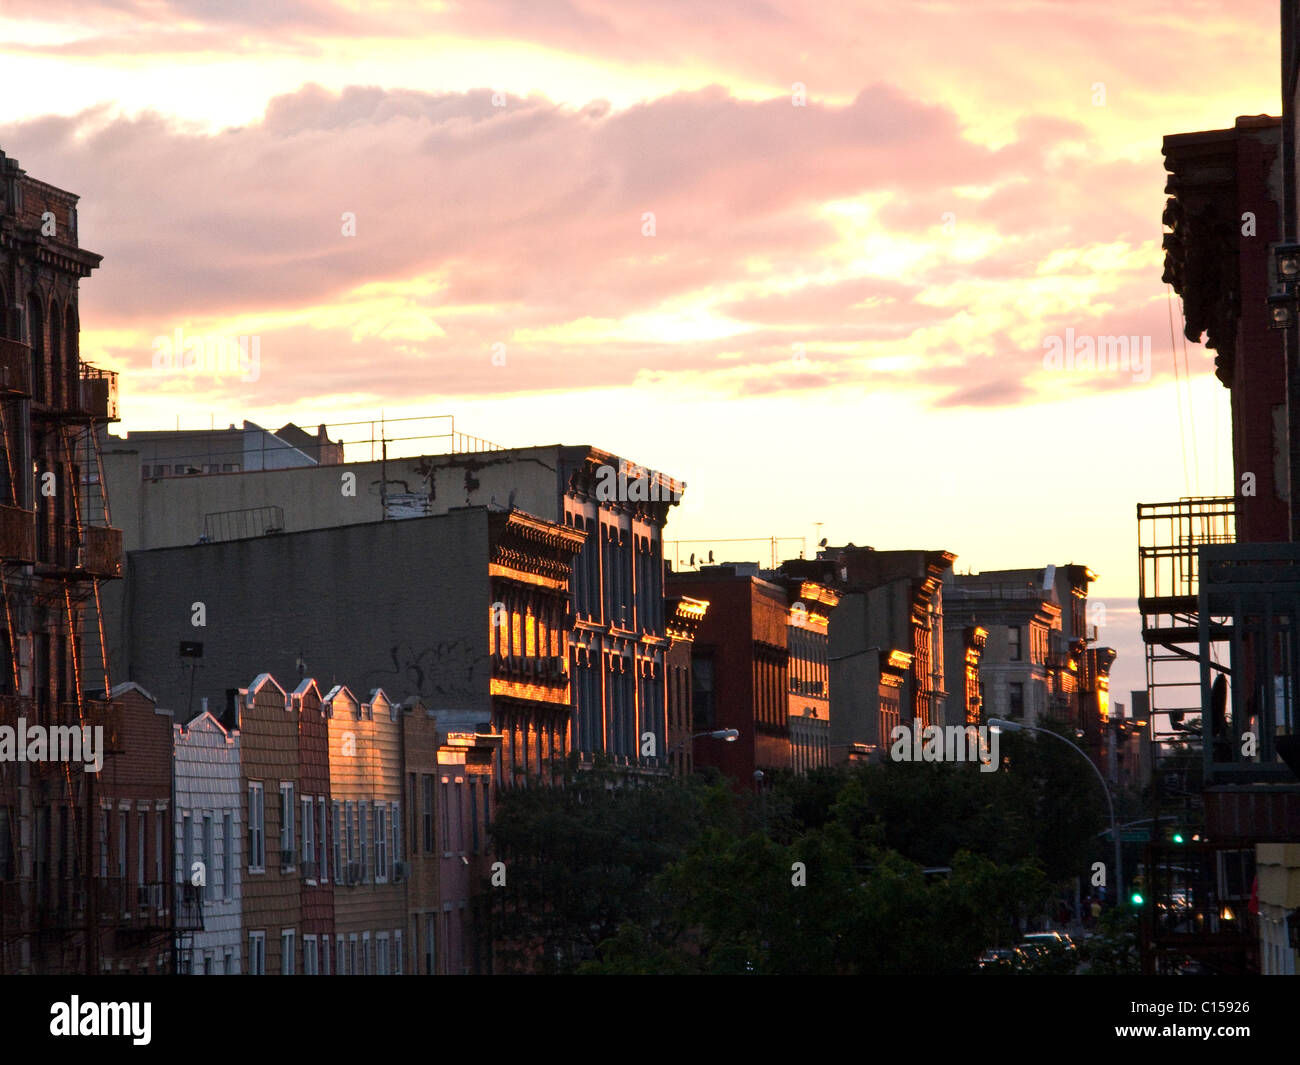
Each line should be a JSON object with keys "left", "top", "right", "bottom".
{"left": 0, "top": 404, "right": 15, "bottom": 509}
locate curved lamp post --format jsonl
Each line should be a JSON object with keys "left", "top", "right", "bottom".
{"left": 988, "top": 718, "right": 1123, "bottom": 905}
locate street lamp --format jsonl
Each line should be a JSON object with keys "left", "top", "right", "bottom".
{"left": 988, "top": 717, "right": 1123, "bottom": 904}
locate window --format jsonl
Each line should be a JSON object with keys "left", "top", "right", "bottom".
{"left": 377, "top": 933, "right": 390, "bottom": 975}
{"left": 692, "top": 657, "right": 716, "bottom": 730}
{"left": 155, "top": 811, "right": 164, "bottom": 885}
{"left": 363, "top": 932, "right": 372, "bottom": 976}
{"left": 1008, "top": 626, "right": 1022, "bottom": 662}
{"left": 455, "top": 780, "right": 465, "bottom": 853}
{"left": 408, "top": 772, "right": 418, "bottom": 855}
{"left": 247, "top": 783, "right": 265, "bottom": 871}
{"left": 180, "top": 811, "right": 193, "bottom": 885}
{"left": 375, "top": 803, "right": 387, "bottom": 882}
{"left": 425, "top": 914, "right": 436, "bottom": 975}
{"left": 321, "top": 935, "right": 330, "bottom": 976}
{"left": 200, "top": 814, "right": 213, "bottom": 899}
{"left": 441, "top": 780, "right": 449, "bottom": 854}
{"left": 333, "top": 801, "right": 343, "bottom": 881}
{"left": 98, "top": 809, "right": 108, "bottom": 878}
{"left": 223, "top": 948, "right": 234, "bottom": 975}
{"left": 279, "top": 783, "right": 295, "bottom": 869}
{"left": 281, "top": 929, "right": 295, "bottom": 975}
{"left": 470, "top": 780, "right": 479, "bottom": 855}
{"left": 118, "top": 810, "right": 127, "bottom": 881}
{"left": 303, "top": 935, "right": 318, "bottom": 975}
{"left": 422, "top": 776, "right": 435, "bottom": 851}
{"left": 318, "top": 798, "right": 328, "bottom": 883}
{"left": 302, "top": 796, "right": 315, "bottom": 876}
{"left": 345, "top": 800, "right": 355, "bottom": 871}
{"left": 394, "top": 930, "right": 403, "bottom": 975}
{"left": 335, "top": 935, "right": 345, "bottom": 975}
{"left": 222, "top": 813, "right": 233, "bottom": 900}
{"left": 348, "top": 935, "right": 358, "bottom": 977}
{"left": 248, "top": 932, "right": 266, "bottom": 975}
{"left": 1009, "top": 682, "right": 1025, "bottom": 718}
{"left": 0, "top": 809, "right": 11, "bottom": 881}
{"left": 360, "top": 801, "right": 370, "bottom": 882}
{"left": 136, "top": 811, "right": 146, "bottom": 888}
{"left": 392, "top": 802, "right": 401, "bottom": 870}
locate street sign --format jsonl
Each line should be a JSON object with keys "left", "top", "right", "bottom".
{"left": 1120, "top": 829, "right": 1151, "bottom": 842}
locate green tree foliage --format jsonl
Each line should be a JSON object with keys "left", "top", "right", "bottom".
{"left": 490, "top": 735, "right": 1106, "bottom": 974}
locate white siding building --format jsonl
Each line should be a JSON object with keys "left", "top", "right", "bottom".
{"left": 174, "top": 710, "right": 242, "bottom": 974}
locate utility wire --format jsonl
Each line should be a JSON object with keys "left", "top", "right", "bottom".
{"left": 1166, "top": 284, "right": 1191, "bottom": 494}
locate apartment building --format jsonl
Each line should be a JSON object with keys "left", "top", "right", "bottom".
{"left": 173, "top": 707, "right": 241, "bottom": 974}
{"left": 667, "top": 564, "right": 791, "bottom": 782}
{"left": 325, "top": 685, "right": 405, "bottom": 975}
{"left": 99, "top": 440, "right": 683, "bottom": 774}
{"left": 294, "top": 679, "right": 333, "bottom": 974}
{"left": 664, "top": 597, "right": 708, "bottom": 776}
{"left": 781, "top": 547, "right": 954, "bottom": 763}
{"left": 0, "top": 147, "right": 125, "bottom": 974}
{"left": 402, "top": 701, "right": 498, "bottom": 975}
{"left": 89, "top": 683, "right": 177, "bottom": 975}
{"left": 776, "top": 576, "right": 838, "bottom": 774}
{"left": 231, "top": 674, "right": 303, "bottom": 975}
{"left": 121, "top": 507, "right": 583, "bottom": 789}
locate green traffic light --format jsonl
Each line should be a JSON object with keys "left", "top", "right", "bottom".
{"left": 1172, "top": 832, "right": 1184, "bottom": 844}
{"left": 1130, "top": 892, "right": 1144, "bottom": 906}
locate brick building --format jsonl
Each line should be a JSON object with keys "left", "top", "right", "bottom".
{"left": 781, "top": 547, "right": 954, "bottom": 763}
{"left": 667, "top": 564, "right": 791, "bottom": 783}
{"left": 231, "top": 673, "right": 301, "bottom": 975}
{"left": 293, "top": 679, "right": 333, "bottom": 974}
{"left": 0, "top": 147, "right": 124, "bottom": 973}
{"left": 664, "top": 597, "right": 708, "bottom": 776}
{"left": 120, "top": 507, "right": 582, "bottom": 790}
{"left": 401, "top": 705, "right": 498, "bottom": 974}
{"left": 98, "top": 440, "right": 682, "bottom": 774}
{"left": 776, "top": 577, "right": 838, "bottom": 774}
{"left": 325, "top": 685, "right": 405, "bottom": 975}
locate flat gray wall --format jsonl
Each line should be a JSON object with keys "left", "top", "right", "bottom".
{"left": 124, "top": 509, "right": 493, "bottom": 722}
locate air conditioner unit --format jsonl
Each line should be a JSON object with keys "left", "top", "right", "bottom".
{"left": 280, "top": 848, "right": 295, "bottom": 868}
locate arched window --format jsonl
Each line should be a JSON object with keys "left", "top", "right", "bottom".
{"left": 64, "top": 305, "right": 78, "bottom": 410}
{"left": 49, "top": 299, "right": 62, "bottom": 409}
{"left": 25, "top": 292, "right": 44, "bottom": 403}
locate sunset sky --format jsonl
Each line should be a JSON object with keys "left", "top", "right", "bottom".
{"left": 0, "top": 0, "right": 1282, "bottom": 702}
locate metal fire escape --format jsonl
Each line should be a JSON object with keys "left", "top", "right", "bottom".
{"left": 0, "top": 334, "right": 124, "bottom": 973}
{"left": 1137, "top": 497, "right": 1236, "bottom": 744}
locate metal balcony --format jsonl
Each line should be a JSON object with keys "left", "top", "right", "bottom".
{"left": 38, "top": 524, "right": 123, "bottom": 579}
{"left": 0, "top": 504, "right": 35, "bottom": 563}
{"left": 31, "top": 365, "right": 120, "bottom": 423}
{"left": 0, "top": 694, "right": 31, "bottom": 729}
{"left": 79, "top": 525, "right": 122, "bottom": 579}
{"left": 79, "top": 366, "right": 118, "bottom": 422}
{"left": 0, "top": 338, "right": 31, "bottom": 397}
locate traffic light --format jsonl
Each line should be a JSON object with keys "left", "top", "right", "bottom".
{"left": 1130, "top": 891, "right": 1145, "bottom": 906}
{"left": 1171, "top": 831, "right": 1184, "bottom": 844}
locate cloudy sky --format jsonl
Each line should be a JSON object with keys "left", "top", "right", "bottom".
{"left": 0, "top": 0, "right": 1280, "bottom": 700}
